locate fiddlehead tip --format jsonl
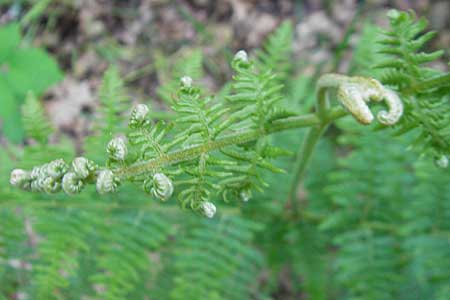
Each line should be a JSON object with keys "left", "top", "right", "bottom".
{"left": 96, "top": 169, "right": 120, "bottom": 194}
{"left": 107, "top": 137, "right": 128, "bottom": 161}
{"left": 180, "top": 76, "right": 193, "bottom": 89}
{"left": 201, "top": 201, "right": 217, "bottom": 218}
{"left": 129, "top": 104, "right": 150, "bottom": 128}
{"left": 376, "top": 88, "right": 403, "bottom": 125}
{"left": 232, "top": 50, "right": 250, "bottom": 69}
{"left": 145, "top": 173, "right": 174, "bottom": 201}
{"left": 62, "top": 172, "right": 84, "bottom": 195}
{"left": 239, "top": 188, "right": 252, "bottom": 202}
{"left": 435, "top": 155, "right": 449, "bottom": 169}
{"left": 72, "top": 157, "right": 97, "bottom": 179}
{"left": 10, "top": 169, "right": 31, "bottom": 190}
{"left": 46, "top": 159, "right": 69, "bottom": 179}
{"left": 234, "top": 50, "right": 248, "bottom": 63}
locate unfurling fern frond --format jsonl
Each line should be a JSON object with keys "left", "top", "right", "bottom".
{"left": 375, "top": 9, "right": 450, "bottom": 164}
{"left": 10, "top": 47, "right": 409, "bottom": 217}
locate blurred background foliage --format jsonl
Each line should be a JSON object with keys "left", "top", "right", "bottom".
{"left": 0, "top": 1, "right": 449, "bottom": 300}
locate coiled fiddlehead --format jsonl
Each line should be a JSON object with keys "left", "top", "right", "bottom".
{"left": 317, "top": 74, "right": 403, "bottom": 125}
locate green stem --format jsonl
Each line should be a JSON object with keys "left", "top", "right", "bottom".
{"left": 288, "top": 80, "right": 336, "bottom": 214}
{"left": 288, "top": 124, "right": 328, "bottom": 204}
{"left": 115, "top": 106, "right": 349, "bottom": 180}
{"left": 115, "top": 113, "right": 323, "bottom": 179}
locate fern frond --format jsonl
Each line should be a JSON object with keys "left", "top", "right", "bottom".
{"left": 167, "top": 216, "right": 265, "bottom": 300}
{"left": 31, "top": 209, "right": 93, "bottom": 300}
{"left": 256, "top": 20, "right": 293, "bottom": 86}
{"left": 318, "top": 128, "right": 415, "bottom": 300}
{"left": 85, "top": 65, "right": 129, "bottom": 162}
{"left": 0, "top": 209, "right": 27, "bottom": 299}
{"left": 97, "top": 65, "right": 129, "bottom": 136}
{"left": 21, "top": 91, "right": 53, "bottom": 144}
{"left": 156, "top": 49, "right": 204, "bottom": 104}
{"left": 401, "top": 159, "right": 450, "bottom": 299}
{"left": 375, "top": 9, "right": 450, "bottom": 161}
{"left": 89, "top": 211, "right": 171, "bottom": 300}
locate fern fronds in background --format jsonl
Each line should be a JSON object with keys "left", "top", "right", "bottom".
{"left": 166, "top": 216, "right": 265, "bottom": 300}
{"left": 156, "top": 49, "right": 204, "bottom": 104}
{"left": 375, "top": 10, "right": 450, "bottom": 165}
{"left": 256, "top": 20, "right": 294, "bottom": 86}
{"left": 21, "top": 91, "right": 53, "bottom": 145}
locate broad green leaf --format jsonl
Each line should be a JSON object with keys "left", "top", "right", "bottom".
{"left": 5, "top": 48, "right": 63, "bottom": 97}
{"left": 0, "top": 22, "right": 20, "bottom": 63}
{"left": 0, "top": 76, "right": 22, "bottom": 142}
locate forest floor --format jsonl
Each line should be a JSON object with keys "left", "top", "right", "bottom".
{"left": 1, "top": 0, "right": 448, "bottom": 145}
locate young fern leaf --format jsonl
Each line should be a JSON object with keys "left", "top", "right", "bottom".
{"left": 375, "top": 9, "right": 450, "bottom": 166}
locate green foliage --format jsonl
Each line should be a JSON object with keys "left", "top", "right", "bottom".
{"left": 0, "top": 22, "right": 63, "bottom": 142}
{"left": 164, "top": 216, "right": 265, "bottom": 300}
{"left": 1, "top": 9, "right": 450, "bottom": 300}
{"left": 21, "top": 91, "right": 53, "bottom": 144}
{"left": 156, "top": 49, "right": 204, "bottom": 104}
{"left": 374, "top": 10, "right": 450, "bottom": 162}
{"left": 256, "top": 20, "right": 294, "bottom": 86}
{"left": 85, "top": 65, "right": 129, "bottom": 163}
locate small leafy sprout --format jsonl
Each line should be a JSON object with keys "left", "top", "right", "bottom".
{"left": 107, "top": 137, "right": 128, "bottom": 161}
{"left": 96, "top": 169, "right": 120, "bottom": 194}
{"left": 144, "top": 173, "right": 174, "bottom": 201}
{"left": 129, "top": 104, "right": 150, "bottom": 128}
{"left": 201, "top": 201, "right": 216, "bottom": 218}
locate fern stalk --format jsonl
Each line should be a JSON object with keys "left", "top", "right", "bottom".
{"left": 116, "top": 113, "right": 323, "bottom": 179}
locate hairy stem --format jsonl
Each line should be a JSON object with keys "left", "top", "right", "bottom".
{"left": 289, "top": 82, "right": 333, "bottom": 214}
{"left": 288, "top": 124, "right": 328, "bottom": 205}
{"left": 115, "top": 113, "right": 323, "bottom": 178}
